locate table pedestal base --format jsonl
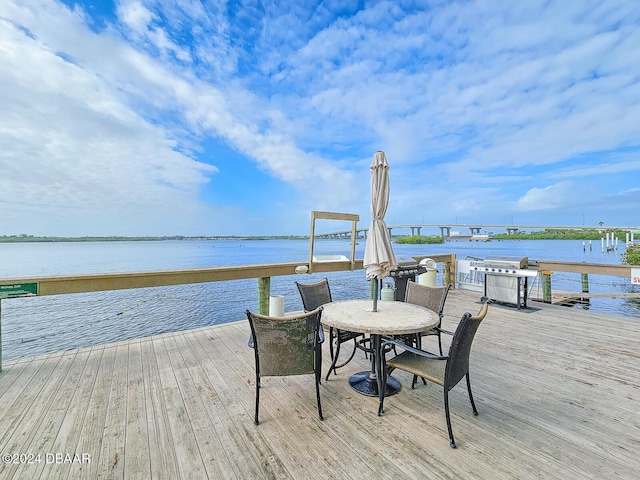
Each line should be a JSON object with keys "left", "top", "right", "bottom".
{"left": 348, "top": 371, "right": 401, "bottom": 397}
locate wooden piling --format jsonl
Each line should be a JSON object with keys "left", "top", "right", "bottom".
{"left": 581, "top": 273, "right": 589, "bottom": 293}
{"left": 258, "top": 277, "right": 270, "bottom": 315}
{"left": 541, "top": 271, "right": 553, "bottom": 303}
{"left": 443, "top": 260, "right": 452, "bottom": 287}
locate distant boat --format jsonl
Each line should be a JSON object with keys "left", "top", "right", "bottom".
{"left": 446, "top": 232, "right": 490, "bottom": 242}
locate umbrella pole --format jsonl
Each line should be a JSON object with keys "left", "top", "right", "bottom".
{"left": 372, "top": 279, "right": 379, "bottom": 312}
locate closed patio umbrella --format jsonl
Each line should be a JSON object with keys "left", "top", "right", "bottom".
{"left": 363, "top": 151, "right": 397, "bottom": 311}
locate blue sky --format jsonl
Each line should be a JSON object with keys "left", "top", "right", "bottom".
{"left": 1, "top": 0, "right": 640, "bottom": 236}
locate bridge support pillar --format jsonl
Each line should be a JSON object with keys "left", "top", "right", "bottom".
{"left": 469, "top": 227, "right": 481, "bottom": 234}
{"left": 439, "top": 226, "right": 451, "bottom": 238}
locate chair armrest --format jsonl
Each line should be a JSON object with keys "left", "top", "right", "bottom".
{"left": 382, "top": 338, "right": 448, "bottom": 360}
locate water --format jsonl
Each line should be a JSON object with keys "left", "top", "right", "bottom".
{"left": 1, "top": 239, "right": 637, "bottom": 361}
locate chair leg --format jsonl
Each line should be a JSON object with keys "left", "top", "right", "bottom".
{"left": 438, "top": 332, "right": 443, "bottom": 356}
{"left": 413, "top": 335, "right": 426, "bottom": 387}
{"left": 254, "top": 376, "right": 260, "bottom": 425}
{"left": 315, "top": 370, "right": 324, "bottom": 421}
{"left": 316, "top": 346, "right": 322, "bottom": 385}
{"left": 363, "top": 334, "right": 369, "bottom": 360}
{"left": 325, "top": 334, "right": 358, "bottom": 380}
{"left": 328, "top": 328, "right": 336, "bottom": 367}
{"left": 444, "top": 389, "right": 456, "bottom": 448}
{"left": 377, "top": 347, "right": 386, "bottom": 416}
{"left": 325, "top": 335, "right": 342, "bottom": 380}
{"left": 337, "top": 339, "right": 358, "bottom": 367}
{"left": 466, "top": 373, "right": 478, "bottom": 415}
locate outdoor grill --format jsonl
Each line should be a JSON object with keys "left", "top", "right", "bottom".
{"left": 387, "top": 256, "right": 427, "bottom": 301}
{"left": 472, "top": 256, "right": 538, "bottom": 309}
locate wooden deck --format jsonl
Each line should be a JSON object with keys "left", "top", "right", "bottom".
{"left": 0, "top": 289, "right": 638, "bottom": 479}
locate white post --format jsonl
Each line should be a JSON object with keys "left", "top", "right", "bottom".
{"left": 601, "top": 237, "right": 604, "bottom": 253}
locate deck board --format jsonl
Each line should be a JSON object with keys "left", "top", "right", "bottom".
{"left": 123, "top": 340, "right": 151, "bottom": 479}
{"left": 153, "top": 334, "right": 208, "bottom": 480}
{"left": 96, "top": 342, "right": 129, "bottom": 478}
{"left": 72, "top": 344, "right": 117, "bottom": 480}
{"left": 138, "top": 339, "right": 177, "bottom": 480}
{"left": 0, "top": 289, "right": 639, "bottom": 479}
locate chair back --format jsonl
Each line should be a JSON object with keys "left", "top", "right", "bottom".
{"left": 444, "top": 302, "right": 489, "bottom": 391}
{"left": 296, "top": 278, "right": 332, "bottom": 311}
{"left": 246, "top": 308, "right": 323, "bottom": 377}
{"left": 405, "top": 281, "right": 450, "bottom": 321}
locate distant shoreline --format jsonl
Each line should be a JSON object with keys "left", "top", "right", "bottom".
{"left": 393, "top": 228, "right": 628, "bottom": 244}
{"left": 0, "top": 228, "right": 630, "bottom": 243}
{"left": 0, "top": 235, "right": 309, "bottom": 243}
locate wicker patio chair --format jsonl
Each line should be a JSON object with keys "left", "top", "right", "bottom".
{"left": 404, "top": 281, "right": 452, "bottom": 356}
{"left": 295, "top": 278, "right": 365, "bottom": 381}
{"left": 379, "top": 300, "right": 490, "bottom": 448}
{"left": 246, "top": 307, "right": 324, "bottom": 425}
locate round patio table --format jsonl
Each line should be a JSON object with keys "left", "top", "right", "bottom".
{"left": 320, "top": 299, "right": 438, "bottom": 397}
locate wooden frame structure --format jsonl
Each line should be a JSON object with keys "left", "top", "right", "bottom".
{"left": 307, "top": 211, "right": 360, "bottom": 274}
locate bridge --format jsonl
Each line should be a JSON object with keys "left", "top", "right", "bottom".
{"left": 314, "top": 224, "right": 640, "bottom": 240}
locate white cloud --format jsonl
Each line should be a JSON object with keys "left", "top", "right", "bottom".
{"left": 0, "top": 13, "right": 216, "bottom": 235}
{"left": 117, "top": 0, "right": 154, "bottom": 33}
{"left": 515, "top": 182, "right": 599, "bottom": 212}
{"left": 2, "top": 0, "right": 640, "bottom": 235}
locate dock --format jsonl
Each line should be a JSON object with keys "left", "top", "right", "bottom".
{"left": 0, "top": 288, "right": 638, "bottom": 479}
{"left": 529, "top": 288, "right": 640, "bottom": 306}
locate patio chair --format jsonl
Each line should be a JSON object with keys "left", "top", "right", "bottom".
{"left": 295, "top": 278, "right": 365, "bottom": 381}
{"left": 404, "top": 281, "right": 452, "bottom": 356}
{"left": 378, "top": 300, "right": 490, "bottom": 448}
{"left": 246, "top": 307, "right": 324, "bottom": 425}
